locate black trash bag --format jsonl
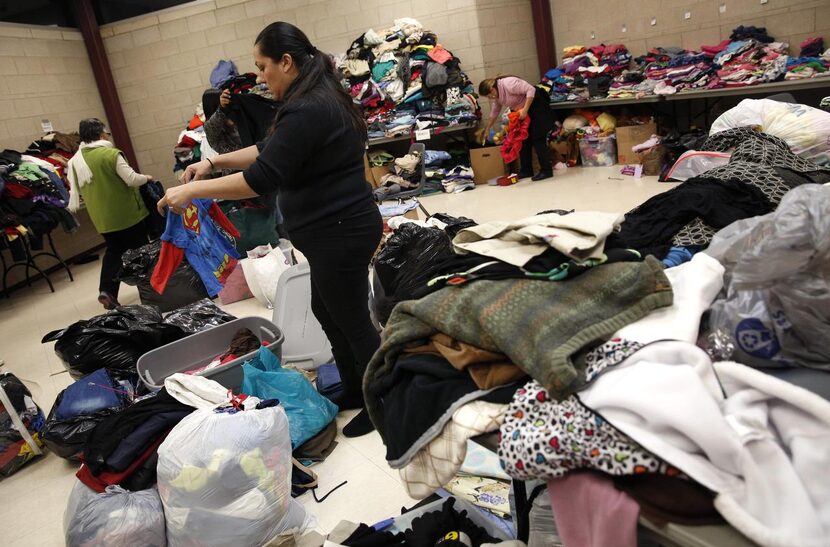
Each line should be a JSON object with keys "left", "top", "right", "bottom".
{"left": 0, "top": 373, "right": 46, "bottom": 476}
{"left": 40, "top": 371, "right": 138, "bottom": 461}
{"left": 119, "top": 241, "right": 161, "bottom": 285}
{"left": 41, "top": 305, "right": 186, "bottom": 380}
{"left": 429, "top": 213, "right": 477, "bottom": 238}
{"left": 162, "top": 298, "right": 236, "bottom": 334}
{"left": 119, "top": 241, "right": 210, "bottom": 313}
{"left": 373, "top": 223, "right": 458, "bottom": 324}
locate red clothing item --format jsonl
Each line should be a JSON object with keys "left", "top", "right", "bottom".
{"left": 76, "top": 433, "right": 167, "bottom": 493}
{"left": 3, "top": 182, "right": 34, "bottom": 199}
{"left": 500, "top": 110, "right": 531, "bottom": 163}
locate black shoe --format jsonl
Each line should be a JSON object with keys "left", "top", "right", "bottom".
{"left": 517, "top": 171, "right": 533, "bottom": 179}
{"left": 97, "top": 292, "right": 120, "bottom": 310}
{"left": 531, "top": 172, "right": 553, "bottom": 181}
{"left": 343, "top": 408, "right": 375, "bottom": 437}
{"left": 329, "top": 390, "right": 364, "bottom": 411}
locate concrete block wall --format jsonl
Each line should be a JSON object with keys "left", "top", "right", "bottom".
{"left": 549, "top": 0, "right": 830, "bottom": 63}
{"left": 99, "top": 0, "right": 540, "bottom": 186}
{"left": 0, "top": 24, "right": 107, "bottom": 151}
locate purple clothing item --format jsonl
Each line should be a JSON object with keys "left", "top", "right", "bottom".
{"left": 488, "top": 77, "right": 536, "bottom": 120}
{"left": 547, "top": 471, "right": 639, "bottom": 547}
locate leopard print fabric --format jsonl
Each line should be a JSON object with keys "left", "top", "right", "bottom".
{"left": 498, "top": 338, "right": 684, "bottom": 481}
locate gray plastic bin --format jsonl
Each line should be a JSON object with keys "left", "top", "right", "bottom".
{"left": 136, "top": 316, "right": 284, "bottom": 391}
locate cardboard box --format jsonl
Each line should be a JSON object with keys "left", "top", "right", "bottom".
{"left": 370, "top": 165, "right": 391, "bottom": 189}
{"left": 470, "top": 146, "right": 506, "bottom": 185}
{"left": 615, "top": 122, "right": 657, "bottom": 165}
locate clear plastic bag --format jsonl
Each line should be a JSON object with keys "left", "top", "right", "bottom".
{"left": 710, "top": 98, "right": 830, "bottom": 164}
{"left": 706, "top": 184, "right": 830, "bottom": 369}
{"left": 0, "top": 373, "right": 45, "bottom": 476}
{"left": 241, "top": 346, "right": 338, "bottom": 448}
{"left": 157, "top": 404, "right": 308, "bottom": 547}
{"left": 64, "top": 481, "right": 166, "bottom": 547}
{"left": 665, "top": 150, "right": 732, "bottom": 181}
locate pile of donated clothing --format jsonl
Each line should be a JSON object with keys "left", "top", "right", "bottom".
{"left": 366, "top": 101, "right": 830, "bottom": 546}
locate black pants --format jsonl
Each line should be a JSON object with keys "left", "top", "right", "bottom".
{"left": 290, "top": 209, "right": 384, "bottom": 399}
{"left": 519, "top": 88, "right": 554, "bottom": 176}
{"left": 100, "top": 220, "right": 149, "bottom": 298}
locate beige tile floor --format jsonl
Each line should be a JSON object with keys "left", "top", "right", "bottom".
{"left": 0, "top": 166, "right": 675, "bottom": 545}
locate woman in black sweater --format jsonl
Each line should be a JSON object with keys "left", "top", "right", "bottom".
{"left": 158, "top": 22, "right": 382, "bottom": 437}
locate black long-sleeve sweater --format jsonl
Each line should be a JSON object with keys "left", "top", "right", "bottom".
{"left": 242, "top": 96, "right": 375, "bottom": 233}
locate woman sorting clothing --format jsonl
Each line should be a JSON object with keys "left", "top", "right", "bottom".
{"left": 67, "top": 118, "right": 153, "bottom": 310}
{"left": 479, "top": 76, "right": 554, "bottom": 180}
{"left": 158, "top": 22, "right": 382, "bottom": 438}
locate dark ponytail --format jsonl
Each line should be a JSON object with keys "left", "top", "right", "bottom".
{"left": 255, "top": 22, "right": 366, "bottom": 143}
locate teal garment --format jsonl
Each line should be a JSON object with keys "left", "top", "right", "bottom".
{"left": 372, "top": 60, "right": 396, "bottom": 82}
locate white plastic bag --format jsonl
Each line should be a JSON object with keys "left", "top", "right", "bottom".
{"left": 239, "top": 244, "right": 291, "bottom": 308}
{"left": 64, "top": 481, "right": 166, "bottom": 547}
{"left": 157, "top": 405, "right": 308, "bottom": 547}
{"left": 710, "top": 98, "right": 830, "bottom": 164}
{"left": 666, "top": 150, "right": 732, "bottom": 181}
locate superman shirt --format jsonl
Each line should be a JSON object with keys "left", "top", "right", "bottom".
{"left": 151, "top": 199, "right": 240, "bottom": 297}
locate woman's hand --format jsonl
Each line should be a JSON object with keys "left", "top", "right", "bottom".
{"left": 182, "top": 160, "right": 212, "bottom": 184}
{"left": 518, "top": 108, "right": 529, "bottom": 121}
{"left": 157, "top": 184, "right": 195, "bottom": 216}
{"left": 219, "top": 89, "right": 232, "bottom": 109}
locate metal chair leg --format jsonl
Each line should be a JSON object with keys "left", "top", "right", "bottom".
{"left": 47, "top": 232, "right": 73, "bottom": 282}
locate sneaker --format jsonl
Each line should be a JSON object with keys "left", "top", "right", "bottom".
{"left": 97, "top": 292, "right": 120, "bottom": 310}
{"left": 531, "top": 172, "right": 553, "bottom": 181}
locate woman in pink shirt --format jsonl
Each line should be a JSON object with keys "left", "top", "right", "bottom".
{"left": 479, "top": 76, "right": 553, "bottom": 180}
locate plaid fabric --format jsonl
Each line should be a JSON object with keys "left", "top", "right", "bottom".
{"left": 399, "top": 401, "right": 506, "bottom": 499}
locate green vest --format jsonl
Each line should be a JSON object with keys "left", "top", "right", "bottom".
{"left": 75, "top": 147, "right": 148, "bottom": 234}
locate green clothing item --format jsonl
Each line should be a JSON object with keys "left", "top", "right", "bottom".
{"left": 75, "top": 147, "right": 148, "bottom": 234}
{"left": 363, "top": 256, "right": 673, "bottom": 441}
{"left": 13, "top": 162, "right": 50, "bottom": 182}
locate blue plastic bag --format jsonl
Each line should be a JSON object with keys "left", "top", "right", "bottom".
{"left": 241, "top": 346, "right": 338, "bottom": 448}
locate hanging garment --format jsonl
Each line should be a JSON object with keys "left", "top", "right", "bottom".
{"left": 151, "top": 199, "right": 240, "bottom": 297}
{"left": 500, "top": 111, "right": 531, "bottom": 163}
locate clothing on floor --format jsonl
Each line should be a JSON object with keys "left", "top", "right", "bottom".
{"left": 76, "top": 432, "right": 168, "bottom": 493}
{"left": 100, "top": 220, "right": 149, "bottom": 298}
{"left": 83, "top": 389, "right": 193, "bottom": 476}
{"left": 453, "top": 211, "right": 624, "bottom": 266}
{"left": 53, "top": 369, "right": 129, "bottom": 420}
{"left": 547, "top": 471, "right": 639, "bottom": 547}
{"left": 293, "top": 420, "right": 337, "bottom": 462}
{"left": 368, "top": 352, "right": 519, "bottom": 466}
{"left": 150, "top": 199, "right": 240, "bottom": 298}
{"left": 365, "top": 256, "right": 672, "bottom": 438}
{"left": 289, "top": 208, "right": 383, "bottom": 404}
